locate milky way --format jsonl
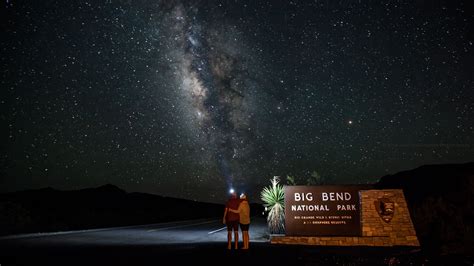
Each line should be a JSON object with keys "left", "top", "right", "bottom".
{"left": 163, "top": 3, "right": 264, "bottom": 189}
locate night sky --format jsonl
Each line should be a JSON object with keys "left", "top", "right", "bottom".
{"left": 1, "top": 0, "right": 473, "bottom": 203}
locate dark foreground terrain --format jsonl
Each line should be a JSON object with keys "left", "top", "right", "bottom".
{"left": 0, "top": 217, "right": 472, "bottom": 266}
{"left": 1, "top": 242, "right": 472, "bottom": 266}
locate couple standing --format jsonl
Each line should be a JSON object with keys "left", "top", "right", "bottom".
{"left": 223, "top": 192, "right": 250, "bottom": 250}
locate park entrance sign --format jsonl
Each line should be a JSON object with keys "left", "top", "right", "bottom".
{"left": 285, "top": 186, "right": 361, "bottom": 236}
{"left": 274, "top": 186, "right": 420, "bottom": 247}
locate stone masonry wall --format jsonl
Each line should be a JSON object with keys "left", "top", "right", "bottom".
{"left": 271, "top": 189, "right": 420, "bottom": 246}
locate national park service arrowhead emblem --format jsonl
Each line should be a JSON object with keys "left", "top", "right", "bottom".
{"left": 375, "top": 198, "right": 395, "bottom": 223}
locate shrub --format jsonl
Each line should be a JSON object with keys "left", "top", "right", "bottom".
{"left": 260, "top": 176, "right": 285, "bottom": 234}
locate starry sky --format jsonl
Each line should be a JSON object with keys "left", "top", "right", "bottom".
{"left": 1, "top": 0, "right": 473, "bottom": 203}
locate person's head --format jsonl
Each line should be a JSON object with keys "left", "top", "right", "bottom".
{"left": 230, "top": 191, "right": 237, "bottom": 199}
{"left": 240, "top": 193, "right": 247, "bottom": 200}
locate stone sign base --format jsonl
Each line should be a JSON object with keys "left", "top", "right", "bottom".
{"left": 271, "top": 189, "right": 420, "bottom": 247}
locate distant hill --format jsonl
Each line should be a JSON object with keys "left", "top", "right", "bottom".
{"left": 0, "top": 184, "right": 227, "bottom": 236}
{"left": 376, "top": 162, "right": 474, "bottom": 255}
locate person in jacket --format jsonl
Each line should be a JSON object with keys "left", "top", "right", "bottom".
{"left": 229, "top": 193, "right": 250, "bottom": 249}
{"left": 223, "top": 191, "right": 240, "bottom": 249}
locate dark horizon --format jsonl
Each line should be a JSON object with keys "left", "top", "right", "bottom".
{"left": 1, "top": 161, "right": 472, "bottom": 205}
{"left": 1, "top": 1, "right": 473, "bottom": 203}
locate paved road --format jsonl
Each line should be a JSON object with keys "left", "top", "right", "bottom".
{"left": 0, "top": 216, "right": 269, "bottom": 247}
{"left": 0, "top": 217, "right": 440, "bottom": 266}
{"left": 0, "top": 217, "right": 274, "bottom": 265}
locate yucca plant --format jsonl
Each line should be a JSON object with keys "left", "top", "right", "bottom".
{"left": 260, "top": 176, "right": 285, "bottom": 234}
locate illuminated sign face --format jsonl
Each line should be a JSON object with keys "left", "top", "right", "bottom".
{"left": 285, "top": 186, "right": 361, "bottom": 236}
